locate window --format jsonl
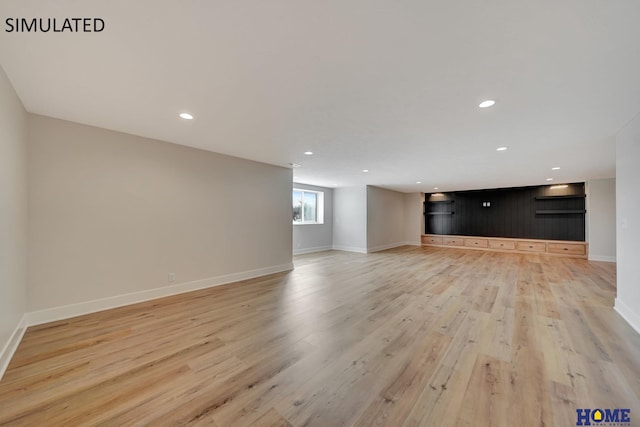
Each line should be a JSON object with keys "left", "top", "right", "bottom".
{"left": 293, "top": 189, "right": 324, "bottom": 224}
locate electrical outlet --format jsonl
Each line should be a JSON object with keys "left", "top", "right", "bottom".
{"left": 168, "top": 272, "right": 176, "bottom": 282}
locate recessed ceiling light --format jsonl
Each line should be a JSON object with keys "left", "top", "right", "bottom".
{"left": 479, "top": 100, "right": 495, "bottom": 108}
{"left": 362, "top": 169, "right": 369, "bottom": 173}
{"left": 552, "top": 167, "right": 561, "bottom": 170}
{"left": 546, "top": 178, "right": 553, "bottom": 181}
{"left": 179, "top": 113, "right": 194, "bottom": 120}
{"left": 416, "top": 181, "right": 422, "bottom": 184}
{"left": 434, "top": 187, "right": 439, "bottom": 190}
{"left": 496, "top": 147, "right": 508, "bottom": 151}
{"left": 288, "top": 163, "right": 301, "bottom": 168}
{"left": 304, "top": 151, "right": 313, "bottom": 155}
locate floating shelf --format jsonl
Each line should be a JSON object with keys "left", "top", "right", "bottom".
{"left": 535, "top": 209, "right": 586, "bottom": 215}
{"left": 535, "top": 195, "right": 586, "bottom": 200}
{"left": 428, "top": 212, "right": 455, "bottom": 215}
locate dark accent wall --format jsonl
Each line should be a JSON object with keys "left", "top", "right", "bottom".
{"left": 425, "top": 183, "right": 585, "bottom": 241}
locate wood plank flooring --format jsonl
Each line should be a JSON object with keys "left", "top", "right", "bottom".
{"left": 0, "top": 246, "right": 638, "bottom": 426}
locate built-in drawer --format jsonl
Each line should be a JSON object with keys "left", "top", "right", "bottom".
{"left": 548, "top": 242, "right": 586, "bottom": 256}
{"left": 422, "top": 235, "right": 443, "bottom": 245}
{"left": 488, "top": 239, "right": 516, "bottom": 250}
{"left": 516, "top": 241, "right": 547, "bottom": 252}
{"left": 443, "top": 237, "right": 464, "bottom": 246}
{"left": 464, "top": 238, "right": 488, "bottom": 248}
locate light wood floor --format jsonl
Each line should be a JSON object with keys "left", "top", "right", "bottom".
{"left": 1, "top": 246, "right": 638, "bottom": 426}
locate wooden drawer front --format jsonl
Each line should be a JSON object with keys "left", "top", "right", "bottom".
{"left": 423, "top": 236, "right": 443, "bottom": 245}
{"left": 443, "top": 237, "right": 464, "bottom": 246}
{"left": 488, "top": 240, "right": 516, "bottom": 250}
{"left": 516, "top": 241, "right": 547, "bottom": 252}
{"left": 548, "top": 242, "right": 586, "bottom": 256}
{"left": 464, "top": 238, "right": 488, "bottom": 248}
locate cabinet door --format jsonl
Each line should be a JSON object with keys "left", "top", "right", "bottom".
{"left": 488, "top": 240, "right": 516, "bottom": 250}
{"left": 464, "top": 238, "right": 489, "bottom": 248}
{"left": 548, "top": 242, "right": 586, "bottom": 256}
{"left": 422, "top": 235, "right": 443, "bottom": 245}
{"left": 443, "top": 237, "right": 464, "bottom": 246}
{"left": 516, "top": 241, "right": 546, "bottom": 252}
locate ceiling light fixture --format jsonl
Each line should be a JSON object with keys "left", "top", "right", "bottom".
{"left": 550, "top": 184, "right": 568, "bottom": 189}
{"left": 416, "top": 181, "right": 422, "bottom": 184}
{"left": 179, "top": 113, "right": 194, "bottom": 120}
{"left": 362, "top": 169, "right": 369, "bottom": 173}
{"left": 434, "top": 187, "right": 439, "bottom": 190}
{"left": 552, "top": 167, "right": 561, "bottom": 170}
{"left": 304, "top": 151, "right": 313, "bottom": 155}
{"left": 288, "top": 163, "right": 301, "bottom": 168}
{"left": 546, "top": 178, "right": 553, "bottom": 181}
{"left": 496, "top": 147, "right": 508, "bottom": 151}
{"left": 479, "top": 100, "right": 495, "bottom": 108}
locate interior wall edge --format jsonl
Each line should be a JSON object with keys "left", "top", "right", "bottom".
{"left": 367, "top": 242, "right": 410, "bottom": 253}
{"left": 23, "top": 262, "right": 293, "bottom": 328}
{"left": 404, "top": 240, "right": 422, "bottom": 246}
{"left": 0, "top": 314, "right": 27, "bottom": 381}
{"left": 331, "top": 245, "right": 368, "bottom": 254}
{"left": 588, "top": 255, "right": 617, "bottom": 262}
{"left": 0, "top": 64, "right": 28, "bottom": 381}
{"left": 292, "top": 246, "right": 333, "bottom": 255}
{"left": 614, "top": 298, "right": 640, "bottom": 336}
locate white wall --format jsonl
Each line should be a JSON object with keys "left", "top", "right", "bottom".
{"left": 615, "top": 113, "right": 640, "bottom": 334}
{"left": 367, "top": 187, "right": 422, "bottom": 251}
{"left": 0, "top": 66, "right": 28, "bottom": 374}
{"left": 27, "top": 114, "right": 293, "bottom": 313}
{"left": 292, "top": 183, "right": 333, "bottom": 254}
{"left": 332, "top": 186, "right": 421, "bottom": 253}
{"left": 367, "top": 186, "right": 406, "bottom": 252}
{"left": 332, "top": 186, "right": 367, "bottom": 253}
{"left": 587, "top": 178, "right": 616, "bottom": 262}
{"left": 403, "top": 192, "right": 423, "bottom": 245}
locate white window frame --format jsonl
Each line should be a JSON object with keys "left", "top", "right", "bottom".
{"left": 293, "top": 188, "right": 324, "bottom": 225}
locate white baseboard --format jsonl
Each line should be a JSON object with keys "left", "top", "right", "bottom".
{"left": 293, "top": 246, "right": 333, "bottom": 255}
{"left": 367, "top": 242, "right": 409, "bottom": 253}
{"left": 614, "top": 298, "right": 640, "bottom": 336}
{"left": 589, "top": 255, "right": 617, "bottom": 262}
{"left": 0, "top": 314, "right": 27, "bottom": 381}
{"left": 25, "top": 263, "right": 293, "bottom": 327}
{"left": 332, "top": 243, "right": 419, "bottom": 254}
{"left": 331, "top": 245, "right": 367, "bottom": 254}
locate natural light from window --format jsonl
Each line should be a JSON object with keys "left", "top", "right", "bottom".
{"left": 293, "top": 189, "right": 324, "bottom": 224}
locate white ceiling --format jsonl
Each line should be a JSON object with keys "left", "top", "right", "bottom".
{"left": 1, "top": 0, "right": 638, "bottom": 192}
